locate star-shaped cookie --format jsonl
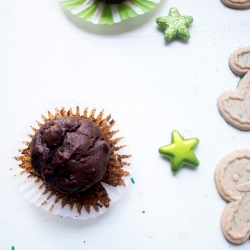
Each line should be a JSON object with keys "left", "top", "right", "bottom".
{"left": 156, "top": 7, "right": 193, "bottom": 42}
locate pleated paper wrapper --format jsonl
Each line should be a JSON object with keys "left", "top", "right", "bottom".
{"left": 10, "top": 100, "right": 132, "bottom": 220}
{"left": 61, "top": 0, "right": 161, "bottom": 25}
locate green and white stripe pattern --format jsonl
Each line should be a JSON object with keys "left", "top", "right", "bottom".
{"left": 60, "top": 0, "right": 160, "bottom": 25}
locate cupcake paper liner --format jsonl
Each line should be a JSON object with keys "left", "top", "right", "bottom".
{"left": 60, "top": 0, "right": 161, "bottom": 25}
{"left": 11, "top": 100, "right": 132, "bottom": 220}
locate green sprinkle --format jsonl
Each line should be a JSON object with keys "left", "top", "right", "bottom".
{"left": 11, "top": 247, "right": 15, "bottom": 250}
{"left": 247, "top": 219, "right": 250, "bottom": 223}
{"left": 142, "top": 210, "right": 145, "bottom": 214}
{"left": 131, "top": 178, "right": 135, "bottom": 184}
{"left": 237, "top": 76, "right": 243, "bottom": 87}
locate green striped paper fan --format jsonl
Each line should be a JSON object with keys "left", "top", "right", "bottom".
{"left": 60, "top": 0, "right": 161, "bottom": 25}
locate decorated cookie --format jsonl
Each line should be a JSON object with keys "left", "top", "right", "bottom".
{"left": 156, "top": 8, "right": 193, "bottom": 42}
{"left": 61, "top": 0, "right": 161, "bottom": 25}
{"left": 215, "top": 149, "right": 250, "bottom": 244}
{"left": 217, "top": 47, "right": 250, "bottom": 130}
{"left": 221, "top": 0, "right": 250, "bottom": 9}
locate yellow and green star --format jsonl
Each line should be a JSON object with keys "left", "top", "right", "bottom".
{"left": 156, "top": 7, "right": 193, "bottom": 42}
{"left": 159, "top": 130, "right": 200, "bottom": 173}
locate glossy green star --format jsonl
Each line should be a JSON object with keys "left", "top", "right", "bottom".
{"left": 159, "top": 130, "right": 200, "bottom": 173}
{"left": 156, "top": 7, "right": 193, "bottom": 42}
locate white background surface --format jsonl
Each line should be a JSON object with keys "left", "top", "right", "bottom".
{"left": 1, "top": 0, "right": 250, "bottom": 249}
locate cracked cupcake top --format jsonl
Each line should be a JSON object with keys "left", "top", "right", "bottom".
{"left": 30, "top": 116, "right": 110, "bottom": 194}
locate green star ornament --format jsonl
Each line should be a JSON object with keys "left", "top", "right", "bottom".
{"left": 156, "top": 7, "right": 193, "bottom": 42}
{"left": 159, "top": 130, "right": 200, "bottom": 173}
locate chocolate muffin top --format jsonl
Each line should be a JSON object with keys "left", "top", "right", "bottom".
{"left": 30, "top": 116, "right": 110, "bottom": 194}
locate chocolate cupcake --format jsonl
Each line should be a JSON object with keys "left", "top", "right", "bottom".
{"left": 11, "top": 103, "right": 131, "bottom": 219}
{"left": 30, "top": 116, "right": 110, "bottom": 194}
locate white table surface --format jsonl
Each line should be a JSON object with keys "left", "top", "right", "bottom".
{"left": 1, "top": 0, "right": 250, "bottom": 249}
